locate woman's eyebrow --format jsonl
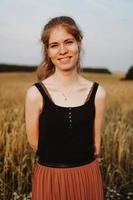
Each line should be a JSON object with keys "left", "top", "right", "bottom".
{"left": 64, "top": 38, "right": 74, "bottom": 42}
{"left": 49, "top": 38, "right": 74, "bottom": 46}
{"left": 49, "top": 42, "right": 58, "bottom": 46}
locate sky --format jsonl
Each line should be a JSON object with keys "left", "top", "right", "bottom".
{"left": 0, "top": 0, "right": 133, "bottom": 73}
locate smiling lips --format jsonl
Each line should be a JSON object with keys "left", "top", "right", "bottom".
{"left": 58, "top": 56, "right": 72, "bottom": 61}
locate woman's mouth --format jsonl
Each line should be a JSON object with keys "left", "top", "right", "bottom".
{"left": 57, "top": 56, "right": 72, "bottom": 63}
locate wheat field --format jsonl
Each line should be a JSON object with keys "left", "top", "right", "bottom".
{"left": 0, "top": 72, "right": 133, "bottom": 200}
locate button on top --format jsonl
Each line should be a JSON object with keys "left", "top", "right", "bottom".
{"left": 68, "top": 109, "right": 72, "bottom": 131}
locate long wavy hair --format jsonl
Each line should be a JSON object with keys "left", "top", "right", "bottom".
{"left": 37, "top": 16, "right": 83, "bottom": 81}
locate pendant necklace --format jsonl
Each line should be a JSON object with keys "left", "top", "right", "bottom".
{"left": 52, "top": 77, "right": 77, "bottom": 101}
{"left": 59, "top": 87, "right": 74, "bottom": 101}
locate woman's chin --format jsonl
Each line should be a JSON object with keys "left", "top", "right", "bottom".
{"left": 57, "top": 65, "right": 76, "bottom": 72}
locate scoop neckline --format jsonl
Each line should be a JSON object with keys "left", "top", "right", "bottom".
{"left": 49, "top": 96, "right": 92, "bottom": 109}
{"left": 39, "top": 81, "right": 96, "bottom": 109}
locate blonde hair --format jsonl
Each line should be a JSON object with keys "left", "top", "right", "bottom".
{"left": 37, "top": 16, "right": 83, "bottom": 81}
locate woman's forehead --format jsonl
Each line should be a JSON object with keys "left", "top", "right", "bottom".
{"left": 48, "top": 26, "right": 75, "bottom": 43}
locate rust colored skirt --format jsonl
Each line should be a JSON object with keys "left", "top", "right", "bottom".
{"left": 32, "top": 159, "right": 104, "bottom": 200}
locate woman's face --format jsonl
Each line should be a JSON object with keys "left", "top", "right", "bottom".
{"left": 47, "top": 26, "right": 80, "bottom": 71}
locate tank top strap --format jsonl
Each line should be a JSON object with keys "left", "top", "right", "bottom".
{"left": 33, "top": 82, "right": 50, "bottom": 103}
{"left": 89, "top": 82, "right": 99, "bottom": 102}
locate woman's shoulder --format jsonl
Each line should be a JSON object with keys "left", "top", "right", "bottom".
{"left": 95, "top": 82, "right": 106, "bottom": 100}
{"left": 79, "top": 75, "right": 106, "bottom": 99}
{"left": 25, "top": 83, "right": 43, "bottom": 114}
{"left": 25, "top": 83, "right": 42, "bottom": 104}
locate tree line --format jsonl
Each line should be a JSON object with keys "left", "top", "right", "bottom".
{"left": 0, "top": 64, "right": 133, "bottom": 80}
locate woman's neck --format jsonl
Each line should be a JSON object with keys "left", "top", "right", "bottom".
{"left": 52, "top": 70, "right": 79, "bottom": 88}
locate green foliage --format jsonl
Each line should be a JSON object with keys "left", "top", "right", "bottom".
{"left": 0, "top": 64, "right": 112, "bottom": 74}
{"left": 82, "top": 67, "right": 112, "bottom": 74}
{"left": 125, "top": 65, "right": 133, "bottom": 80}
{"left": 0, "top": 64, "right": 36, "bottom": 72}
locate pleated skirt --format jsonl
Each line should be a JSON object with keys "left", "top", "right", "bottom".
{"left": 32, "top": 159, "right": 104, "bottom": 200}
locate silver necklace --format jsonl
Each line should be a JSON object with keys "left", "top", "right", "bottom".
{"left": 59, "top": 86, "right": 74, "bottom": 101}
{"left": 52, "top": 77, "right": 77, "bottom": 101}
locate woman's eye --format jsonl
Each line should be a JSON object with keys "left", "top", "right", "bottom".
{"left": 50, "top": 45, "right": 57, "bottom": 48}
{"left": 67, "top": 41, "right": 73, "bottom": 44}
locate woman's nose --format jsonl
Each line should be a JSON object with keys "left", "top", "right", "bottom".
{"left": 59, "top": 44, "right": 68, "bottom": 54}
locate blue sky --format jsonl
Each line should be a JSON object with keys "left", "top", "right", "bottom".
{"left": 0, "top": 0, "right": 133, "bottom": 72}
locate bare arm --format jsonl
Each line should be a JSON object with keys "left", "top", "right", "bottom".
{"left": 94, "top": 85, "right": 106, "bottom": 159}
{"left": 25, "top": 86, "right": 43, "bottom": 151}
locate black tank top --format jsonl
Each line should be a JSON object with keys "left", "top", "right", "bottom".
{"left": 33, "top": 81, "right": 99, "bottom": 167}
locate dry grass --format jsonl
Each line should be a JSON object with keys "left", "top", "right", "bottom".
{"left": 0, "top": 72, "right": 133, "bottom": 200}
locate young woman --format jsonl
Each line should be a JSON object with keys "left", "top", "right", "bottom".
{"left": 25, "top": 16, "right": 106, "bottom": 200}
